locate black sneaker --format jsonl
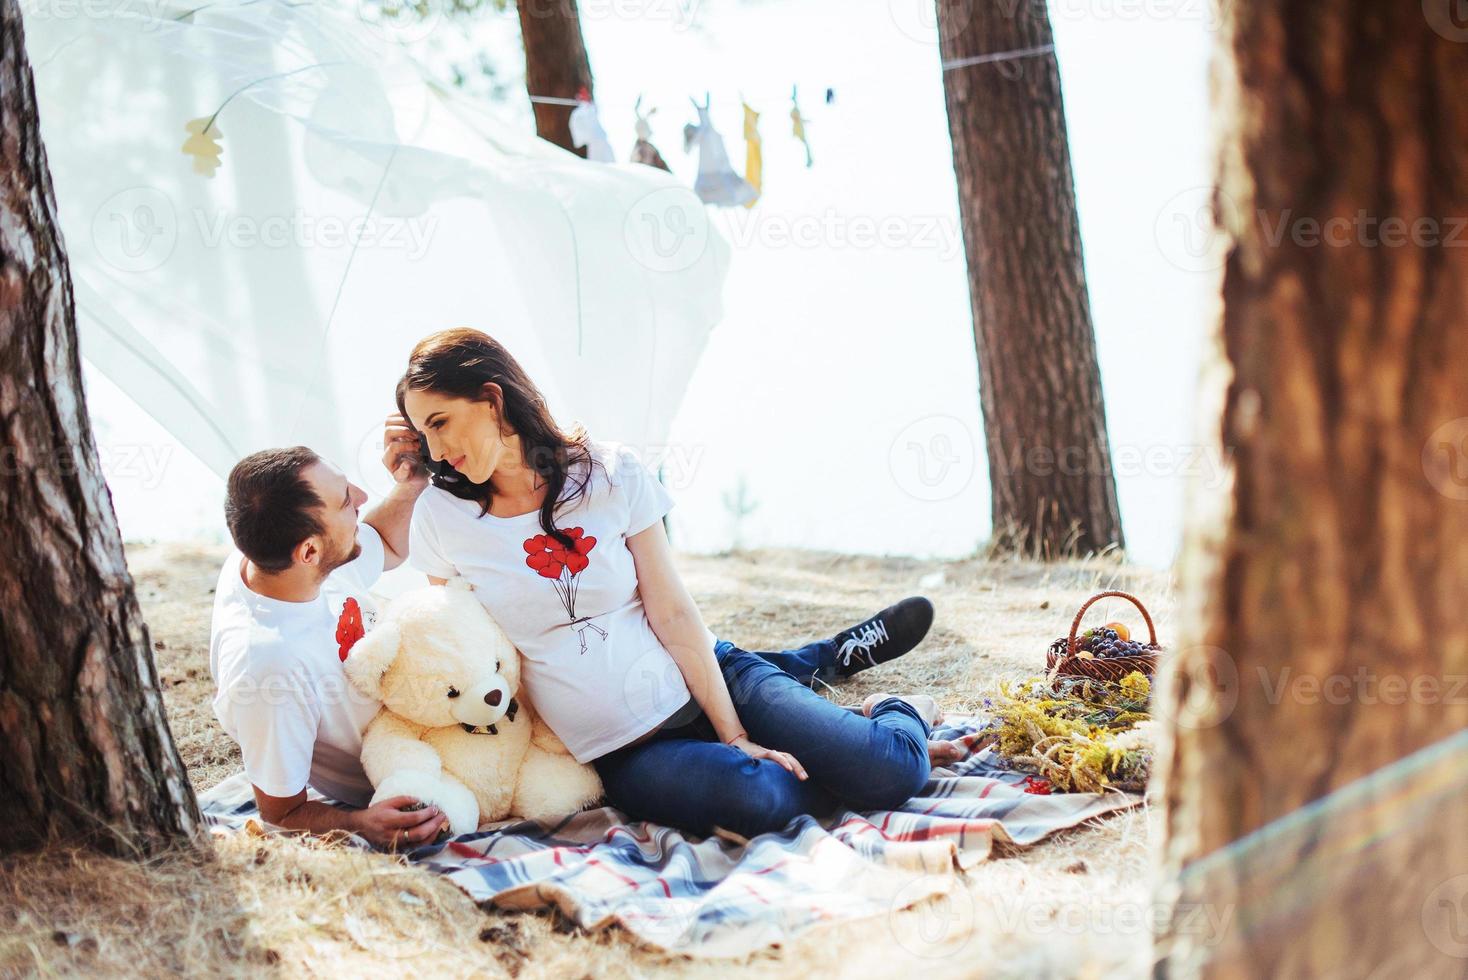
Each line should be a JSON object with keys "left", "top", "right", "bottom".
{"left": 821, "top": 597, "right": 934, "bottom": 679}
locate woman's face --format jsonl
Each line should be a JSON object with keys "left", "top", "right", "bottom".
{"left": 403, "top": 387, "right": 507, "bottom": 486}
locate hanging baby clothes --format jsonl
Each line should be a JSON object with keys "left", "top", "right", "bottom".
{"left": 683, "top": 97, "right": 756, "bottom": 207}
{"left": 568, "top": 90, "right": 615, "bottom": 162}
{"left": 741, "top": 101, "right": 761, "bottom": 208}
{"left": 629, "top": 96, "right": 670, "bottom": 171}
{"left": 791, "top": 86, "right": 813, "bottom": 168}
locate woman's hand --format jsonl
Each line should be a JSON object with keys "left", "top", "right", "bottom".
{"left": 728, "top": 735, "right": 808, "bottom": 781}
{"left": 382, "top": 413, "right": 430, "bottom": 490}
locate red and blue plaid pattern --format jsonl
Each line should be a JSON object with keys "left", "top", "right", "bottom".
{"left": 200, "top": 715, "right": 1140, "bottom": 956}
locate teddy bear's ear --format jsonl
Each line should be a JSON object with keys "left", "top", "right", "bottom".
{"left": 342, "top": 620, "right": 401, "bottom": 700}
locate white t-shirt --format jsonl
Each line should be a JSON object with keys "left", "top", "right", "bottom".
{"left": 208, "top": 525, "right": 386, "bottom": 806}
{"left": 407, "top": 439, "right": 709, "bottom": 763}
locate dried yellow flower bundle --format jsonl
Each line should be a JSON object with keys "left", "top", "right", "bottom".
{"left": 975, "top": 672, "right": 1156, "bottom": 794}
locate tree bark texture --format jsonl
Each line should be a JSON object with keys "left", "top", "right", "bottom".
{"left": 517, "top": 0, "right": 595, "bottom": 155}
{"left": 0, "top": 0, "right": 202, "bottom": 857}
{"left": 1156, "top": 3, "right": 1468, "bottom": 975}
{"left": 935, "top": 0, "right": 1125, "bottom": 558}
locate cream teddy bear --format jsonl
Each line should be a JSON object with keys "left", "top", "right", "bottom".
{"left": 342, "top": 581, "right": 603, "bottom": 837}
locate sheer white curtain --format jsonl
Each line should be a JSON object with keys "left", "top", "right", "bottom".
{"left": 26, "top": 0, "right": 729, "bottom": 497}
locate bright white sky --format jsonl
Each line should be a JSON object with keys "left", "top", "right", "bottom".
{"left": 85, "top": 0, "right": 1218, "bottom": 568}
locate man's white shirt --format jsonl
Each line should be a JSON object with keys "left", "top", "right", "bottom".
{"left": 208, "top": 526, "right": 385, "bottom": 805}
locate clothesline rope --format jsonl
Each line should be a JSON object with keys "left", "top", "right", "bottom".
{"left": 941, "top": 42, "right": 1057, "bottom": 72}
{"left": 527, "top": 41, "right": 1059, "bottom": 107}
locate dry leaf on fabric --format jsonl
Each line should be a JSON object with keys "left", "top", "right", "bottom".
{"left": 181, "top": 117, "right": 223, "bottom": 177}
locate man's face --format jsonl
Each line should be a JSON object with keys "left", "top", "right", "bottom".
{"left": 301, "top": 460, "right": 368, "bottom": 576}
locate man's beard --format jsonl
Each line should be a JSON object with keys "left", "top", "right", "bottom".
{"left": 319, "top": 538, "right": 362, "bottom": 578}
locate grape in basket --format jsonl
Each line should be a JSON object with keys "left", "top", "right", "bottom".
{"left": 1055, "top": 626, "right": 1161, "bottom": 661}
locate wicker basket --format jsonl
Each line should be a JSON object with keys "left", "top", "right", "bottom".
{"left": 1045, "top": 590, "right": 1162, "bottom": 684}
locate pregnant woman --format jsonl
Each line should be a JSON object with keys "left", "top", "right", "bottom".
{"left": 396, "top": 327, "right": 951, "bottom": 838}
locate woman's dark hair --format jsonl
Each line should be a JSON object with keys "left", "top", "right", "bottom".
{"left": 396, "top": 328, "right": 602, "bottom": 551}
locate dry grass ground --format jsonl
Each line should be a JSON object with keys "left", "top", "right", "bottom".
{"left": 1, "top": 543, "right": 1173, "bottom": 979}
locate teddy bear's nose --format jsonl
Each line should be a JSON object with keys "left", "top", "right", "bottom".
{"left": 485, "top": 689, "right": 503, "bottom": 707}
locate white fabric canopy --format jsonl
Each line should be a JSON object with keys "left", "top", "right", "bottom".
{"left": 25, "top": 0, "right": 728, "bottom": 498}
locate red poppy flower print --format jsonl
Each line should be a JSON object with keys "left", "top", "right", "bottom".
{"left": 523, "top": 527, "right": 606, "bottom": 653}
{"left": 336, "top": 597, "right": 365, "bottom": 662}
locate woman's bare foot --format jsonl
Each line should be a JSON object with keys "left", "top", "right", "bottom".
{"left": 927, "top": 731, "right": 986, "bottom": 767}
{"left": 861, "top": 692, "right": 943, "bottom": 727}
{"left": 858, "top": 694, "right": 977, "bottom": 767}
{"left": 927, "top": 738, "right": 967, "bottom": 767}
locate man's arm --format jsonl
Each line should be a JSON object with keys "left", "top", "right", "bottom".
{"left": 363, "top": 413, "right": 429, "bottom": 571}
{"left": 254, "top": 784, "right": 447, "bottom": 849}
{"left": 221, "top": 651, "right": 444, "bottom": 846}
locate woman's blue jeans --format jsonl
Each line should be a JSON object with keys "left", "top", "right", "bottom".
{"left": 591, "top": 637, "right": 933, "bottom": 839}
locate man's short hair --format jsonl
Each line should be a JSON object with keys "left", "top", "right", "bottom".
{"left": 225, "top": 447, "right": 325, "bottom": 573}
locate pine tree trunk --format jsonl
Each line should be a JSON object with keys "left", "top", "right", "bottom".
{"left": 935, "top": 0, "right": 1124, "bottom": 558}
{"left": 516, "top": 0, "right": 594, "bottom": 155}
{"left": 1156, "top": 3, "right": 1468, "bottom": 975}
{"left": 0, "top": 0, "right": 202, "bottom": 856}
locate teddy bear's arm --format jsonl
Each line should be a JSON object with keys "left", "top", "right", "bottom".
{"left": 526, "top": 704, "right": 576, "bottom": 757}
{"left": 360, "top": 711, "right": 441, "bottom": 785}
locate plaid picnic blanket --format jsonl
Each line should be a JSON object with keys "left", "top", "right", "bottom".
{"left": 199, "top": 714, "right": 1140, "bottom": 957}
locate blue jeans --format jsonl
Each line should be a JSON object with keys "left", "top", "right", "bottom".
{"left": 591, "top": 638, "right": 932, "bottom": 838}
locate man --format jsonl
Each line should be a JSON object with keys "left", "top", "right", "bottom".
{"left": 208, "top": 416, "right": 446, "bottom": 848}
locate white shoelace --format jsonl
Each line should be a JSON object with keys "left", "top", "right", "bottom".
{"left": 835, "top": 618, "right": 890, "bottom": 667}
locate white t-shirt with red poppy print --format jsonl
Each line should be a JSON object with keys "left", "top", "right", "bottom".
{"left": 208, "top": 524, "right": 386, "bottom": 805}
{"left": 407, "top": 439, "right": 708, "bottom": 763}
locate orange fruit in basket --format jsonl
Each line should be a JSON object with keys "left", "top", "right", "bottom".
{"left": 1104, "top": 622, "right": 1131, "bottom": 641}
